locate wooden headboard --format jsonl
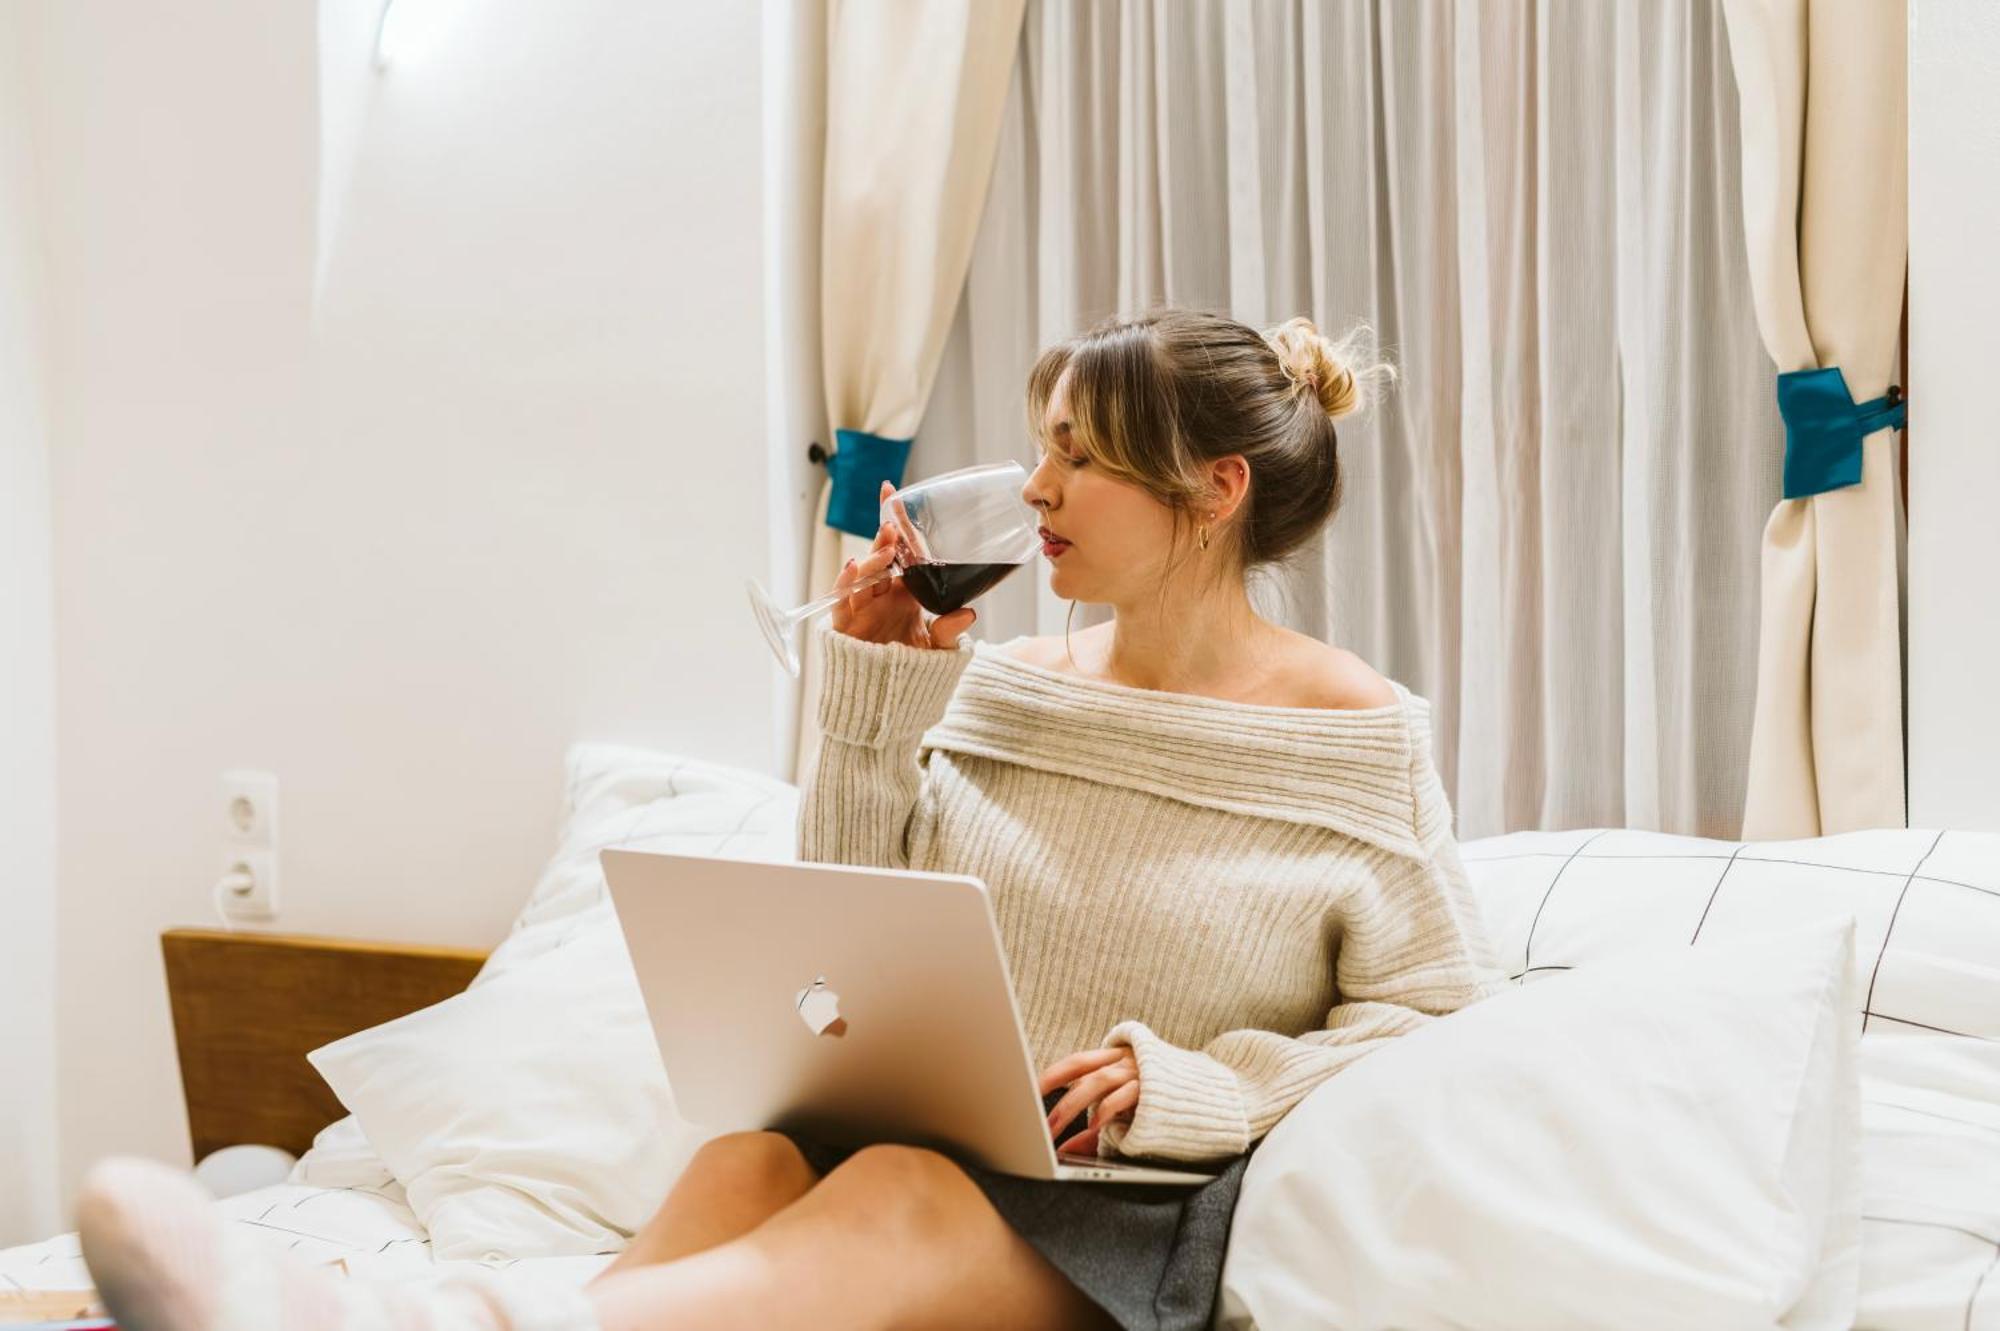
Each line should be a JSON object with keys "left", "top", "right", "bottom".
{"left": 161, "top": 928, "right": 488, "bottom": 1162}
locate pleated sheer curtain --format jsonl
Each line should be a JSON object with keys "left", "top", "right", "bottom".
{"left": 921, "top": 0, "right": 1786, "bottom": 842}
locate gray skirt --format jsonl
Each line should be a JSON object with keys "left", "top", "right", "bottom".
{"left": 774, "top": 1091, "right": 1253, "bottom": 1331}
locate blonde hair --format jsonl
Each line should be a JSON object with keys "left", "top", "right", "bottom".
{"left": 1025, "top": 307, "right": 1396, "bottom": 654}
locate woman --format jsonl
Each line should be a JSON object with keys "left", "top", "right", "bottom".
{"left": 75, "top": 309, "right": 1499, "bottom": 1331}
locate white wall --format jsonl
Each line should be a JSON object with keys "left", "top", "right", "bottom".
{"left": 1908, "top": 0, "right": 2000, "bottom": 830}
{"left": 39, "top": 0, "right": 770, "bottom": 1211}
{"left": 0, "top": 0, "right": 61, "bottom": 1248}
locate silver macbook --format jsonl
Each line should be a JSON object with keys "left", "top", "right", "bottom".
{"left": 600, "top": 848, "right": 1217, "bottom": 1186}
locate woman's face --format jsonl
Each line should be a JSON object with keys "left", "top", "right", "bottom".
{"left": 1019, "top": 369, "right": 1182, "bottom": 608}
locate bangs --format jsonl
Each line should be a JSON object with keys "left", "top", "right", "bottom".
{"left": 1025, "top": 343, "right": 1075, "bottom": 454}
{"left": 1023, "top": 321, "right": 1174, "bottom": 478}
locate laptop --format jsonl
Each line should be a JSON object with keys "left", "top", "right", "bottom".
{"left": 599, "top": 849, "right": 1218, "bottom": 1186}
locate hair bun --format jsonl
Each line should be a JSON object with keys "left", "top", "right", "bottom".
{"left": 1260, "top": 315, "right": 1395, "bottom": 422}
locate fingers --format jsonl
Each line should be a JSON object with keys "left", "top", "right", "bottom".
{"left": 861, "top": 541, "right": 896, "bottom": 577}
{"left": 882, "top": 480, "right": 927, "bottom": 562}
{"left": 1045, "top": 1060, "right": 1138, "bottom": 1142}
{"left": 836, "top": 541, "right": 897, "bottom": 605}
{"left": 929, "top": 607, "right": 976, "bottom": 649}
{"left": 878, "top": 483, "right": 903, "bottom": 551}
{"left": 1060, "top": 1082, "right": 1139, "bottom": 1157}
{"left": 1098, "top": 1081, "right": 1141, "bottom": 1121}
{"left": 1039, "top": 1048, "right": 1128, "bottom": 1097}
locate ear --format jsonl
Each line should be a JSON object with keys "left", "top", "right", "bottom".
{"left": 1205, "top": 455, "right": 1251, "bottom": 520}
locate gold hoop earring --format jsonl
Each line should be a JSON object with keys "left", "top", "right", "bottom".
{"left": 1197, "top": 513, "right": 1213, "bottom": 552}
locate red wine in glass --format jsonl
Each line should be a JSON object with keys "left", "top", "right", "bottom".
{"left": 900, "top": 560, "right": 1026, "bottom": 615}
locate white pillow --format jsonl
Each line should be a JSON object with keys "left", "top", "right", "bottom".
{"left": 1461, "top": 827, "right": 2000, "bottom": 1040}
{"left": 305, "top": 743, "right": 797, "bottom": 1259}
{"left": 287, "top": 1113, "right": 395, "bottom": 1191}
{"left": 1217, "top": 919, "right": 1864, "bottom": 1331}
{"left": 309, "top": 920, "right": 713, "bottom": 1260}
{"left": 478, "top": 743, "right": 801, "bottom": 984}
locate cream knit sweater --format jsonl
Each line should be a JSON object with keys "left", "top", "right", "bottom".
{"left": 798, "top": 622, "right": 1501, "bottom": 1164}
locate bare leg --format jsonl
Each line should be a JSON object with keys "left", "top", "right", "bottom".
{"left": 594, "top": 1131, "right": 820, "bottom": 1280}
{"left": 588, "top": 1143, "right": 1118, "bottom": 1331}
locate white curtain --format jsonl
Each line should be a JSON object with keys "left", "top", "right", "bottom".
{"left": 922, "top": 0, "right": 1784, "bottom": 842}
{"left": 787, "top": 0, "right": 1027, "bottom": 788}
{"left": 1719, "top": 0, "right": 1909, "bottom": 839}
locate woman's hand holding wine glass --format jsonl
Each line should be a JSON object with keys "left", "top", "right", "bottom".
{"left": 830, "top": 481, "right": 978, "bottom": 651}
{"left": 746, "top": 462, "right": 1038, "bottom": 675}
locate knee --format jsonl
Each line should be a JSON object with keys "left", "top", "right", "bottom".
{"left": 681, "top": 1130, "right": 818, "bottom": 1199}
{"left": 817, "top": 1143, "right": 977, "bottom": 1235}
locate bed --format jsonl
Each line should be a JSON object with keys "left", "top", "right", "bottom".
{"left": 3, "top": 747, "right": 1997, "bottom": 1330}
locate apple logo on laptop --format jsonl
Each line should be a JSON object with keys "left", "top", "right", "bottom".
{"left": 794, "top": 975, "right": 848, "bottom": 1038}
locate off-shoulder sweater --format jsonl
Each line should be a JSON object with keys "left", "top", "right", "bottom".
{"left": 797, "top": 622, "right": 1501, "bottom": 1164}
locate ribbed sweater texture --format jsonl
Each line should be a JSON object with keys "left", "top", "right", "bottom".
{"left": 799, "top": 622, "right": 1501, "bottom": 1163}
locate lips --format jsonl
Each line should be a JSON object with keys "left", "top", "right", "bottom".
{"left": 1038, "top": 527, "right": 1072, "bottom": 557}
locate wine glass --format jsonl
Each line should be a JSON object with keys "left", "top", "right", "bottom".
{"left": 748, "top": 460, "right": 1042, "bottom": 676}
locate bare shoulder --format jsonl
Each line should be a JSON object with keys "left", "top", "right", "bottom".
{"left": 992, "top": 628, "right": 1105, "bottom": 673}
{"left": 996, "top": 627, "right": 1396, "bottom": 711}
{"left": 991, "top": 633, "right": 1070, "bottom": 670}
{"left": 1273, "top": 633, "right": 1398, "bottom": 712}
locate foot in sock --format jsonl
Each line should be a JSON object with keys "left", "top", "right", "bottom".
{"left": 76, "top": 1156, "right": 235, "bottom": 1331}
{"left": 75, "top": 1156, "right": 598, "bottom": 1331}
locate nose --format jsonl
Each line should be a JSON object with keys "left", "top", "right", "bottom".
{"left": 1021, "top": 457, "right": 1057, "bottom": 517}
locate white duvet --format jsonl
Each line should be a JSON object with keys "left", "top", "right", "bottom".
{"left": 0, "top": 1176, "right": 612, "bottom": 1301}
{"left": 1854, "top": 1035, "right": 2000, "bottom": 1330}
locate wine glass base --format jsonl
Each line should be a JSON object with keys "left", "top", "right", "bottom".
{"left": 746, "top": 578, "right": 803, "bottom": 677}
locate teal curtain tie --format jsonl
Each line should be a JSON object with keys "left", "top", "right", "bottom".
{"left": 1778, "top": 366, "right": 1906, "bottom": 500}
{"left": 823, "top": 429, "right": 913, "bottom": 538}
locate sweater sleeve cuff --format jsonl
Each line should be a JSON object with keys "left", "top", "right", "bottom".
{"left": 815, "top": 623, "right": 975, "bottom": 749}
{"left": 1096, "top": 1020, "right": 1251, "bottom": 1163}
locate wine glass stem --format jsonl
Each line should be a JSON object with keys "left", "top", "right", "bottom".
{"left": 790, "top": 566, "right": 897, "bottom": 626}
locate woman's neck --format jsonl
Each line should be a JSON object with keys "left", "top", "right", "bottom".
{"left": 1091, "top": 583, "right": 1278, "bottom": 695}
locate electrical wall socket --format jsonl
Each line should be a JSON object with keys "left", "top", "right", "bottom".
{"left": 219, "top": 848, "right": 278, "bottom": 920}
{"left": 221, "top": 769, "right": 278, "bottom": 848}
{"left": 220, "top": 770, "right": 279, "bottom": 921}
